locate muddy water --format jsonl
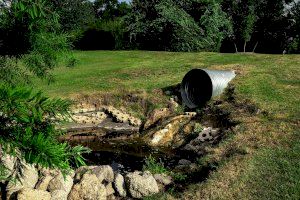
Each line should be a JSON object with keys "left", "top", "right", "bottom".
{"left": 69, "top": 137, "right": 181, "bottom": 173}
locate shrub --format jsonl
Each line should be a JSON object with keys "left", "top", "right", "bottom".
{"left": 0, "top": 85, "right": 90, "bottom": 180}
{"left": 23, "top": 32, "right": 72, "bottom": 82}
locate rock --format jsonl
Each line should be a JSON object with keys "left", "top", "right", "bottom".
{"left": 114, "top": 173, "right": 127, "bottom": 197}
{"left": 104, "top": 106, "right": 141, "bottom": 127}
{"left": 182, "top": 143, "right": 206, "bottom": 156}
{"left": 175, "top": 163, "right": 198, "bottom": 172}
{"left": 168, "top": 97, "right": 179, "bottom": 109}
{"left": 72, "top": 111, "right": 107, "bottom": 125}
{"left": 107, "top": 195, "right": 116, "bottom": 200}
{"left": 50, "top": 190, "right": 68, "bottom": 200}
{"left": 144, "top": 108, "right": 171, "bottom": 129}
{"left": 0, "top": 153, "right": 16, "bottom": 182}
{"left": 74, "top": 166, "right": 97, "bottom": 182}
{"left": 182, "top": 127, "right": 220, "bottom": 155}
{"left": 6, "top": 163, "right": 39, "bottom": 198}
{"left": 92, "top": 165, "right": 114, "bottom": 184}
{"left": 105, "top": 183, "right": 115, "bottom": 196}
{"left": 125, "top": 171, "right": 159, "bottom": 199}
{"left": 40, "top": 168, "right": 59, "bottom": 177}
{"left": 153, "top": 174, "right": 173, "bottom": 186}
{"left": 145, "top": 115, "right": 193, "bottom": 147}
{"left": 175, "top": 159, "right": 198, "bottom": 172}
{"left": 35, "top": 175, "right": 53, "bottom": 191}
{"left": 184, "top": 112, "right": 197, "bottom": 117}
{"left": 17, "top": 188, "right": 51, "bottom": 200}
{"left": 178, "top": 159, "right": 192, "bottom": 166}
{"left": 48, "top": 172, "right": 73, "bottom": 198}
{"left": 68, "top": 173, "right": 107, "bottom": 200}
{"left": 190, "top": 127, "right": 220, "bottom": 143}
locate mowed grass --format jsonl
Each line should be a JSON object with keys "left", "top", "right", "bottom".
{"left": 34, "top": 51, "right": 300, "bottom": 199}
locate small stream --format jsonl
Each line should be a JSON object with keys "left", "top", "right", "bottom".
{"left": 68, "top": 137, "right": 183, "bottom": 173}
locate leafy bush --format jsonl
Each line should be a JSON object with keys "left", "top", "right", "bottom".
{"left": 0, "top": 57, "right": 30, "bottom": 86}
{"left": 127, "top": 0, "right": 232, "bottom": 52}
{"left": 23, "top": 32, "right": 72, "bottom": 81}
{"left": 0, "top": 85, "right": 90, "bottom": 179}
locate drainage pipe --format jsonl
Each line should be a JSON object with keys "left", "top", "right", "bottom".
{"left": 180, "top": 69, "right": 236, "bottom": 108}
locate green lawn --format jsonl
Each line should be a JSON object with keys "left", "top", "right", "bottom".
{"left": 35, "top": 51, "right": 300, "bottom": 199}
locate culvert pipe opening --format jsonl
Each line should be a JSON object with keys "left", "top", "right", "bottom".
{"left": 181, "top": 69, "right": 236, "bottom": 109}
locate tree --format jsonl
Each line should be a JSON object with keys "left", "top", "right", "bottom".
{"left": 221, "top": 0, "right": 257, "bottom": 52}
{"left": 50, "top": 0, "right": 95, "bottom": 32}
{"left": 94, "top": 0, "right": 119, "bottom": 20}
{"left": 127, "top": 0, "right": 232, "bottom": 52}
{"left": 287, "top": 1, "right": 300, "bottom": 53}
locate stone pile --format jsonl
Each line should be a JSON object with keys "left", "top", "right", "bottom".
{"left": 1, "top": 153, "right": 172, "bottom": 200}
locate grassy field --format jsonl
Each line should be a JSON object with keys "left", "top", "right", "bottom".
{"left": 35, "top": 51, "right": 300, "bottom": 199}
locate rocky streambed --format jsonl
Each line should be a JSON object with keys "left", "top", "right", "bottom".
{"left": 1, "top": 87, "right": 247, "bottom": 200}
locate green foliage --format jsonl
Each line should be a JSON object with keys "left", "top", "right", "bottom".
{"left": 93, "top": 18, "right": 128, "bottom": 49}
{"left": 287, "top": 2, "right": 300, "bottom": 53}
{"left": 51, "top": 0, "right": 95, "bottom": 32}
{"left": 288, "top": 36, "right": 300, "bottom": 53}
{"left": 127, "top": 0, "right": 231, "bottom": 52}
{"left": 9, "top": 0, "right": 58, "bottom": 30}
{"left": 23, "top": 32, "right": 72, "bottom": 81}
{"left": 94, "top": 0, "right": 130, "bottom": 20}
{"left": 0, "top": 57, "right": 30, "bottom": 86}
{"left": 156, "top": 0, "right": 203, "bottom": 51}
{"left": 143, "top": 155, "right": 187, "bottom": 181}
{"left": 199, "top": 2, "right": 233, "bottom": 52}
{"left": 0, "top": 86, "right": 90, "bottom": 177}
{"left": 143, "top": 155, "right": 168, "bottom": 174}
{"left": 221, "top": 0, "right": 257, "bottom": 52}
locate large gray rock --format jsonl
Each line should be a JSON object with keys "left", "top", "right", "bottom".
{"left": 144, "top": 108, "right": 171, "bottom": 129}
{"left": 48, "top": 172, "right": 73, "bottom": 192}
{"left": 0, "top": 152, "right": 16, "bottom": 182}
{"left": 153, "top": 174, "right": 173, "bottom": 186}
{"left": 144, "top": 115, "right": 193, "bottom": 148}
{"left": 50, "top": 189, "right": 69, "bottom": 200}
{"left": 125, "top": 171, "right": 159, "bottom": 199}
{"left": 105, "top": 183, "right": 115, "bottom": 196}
{"left": 6, "top": 163, "right": 39, "bottom": 199}
{"left": 35, "top": 175, "right": 53, "bottom": 191}
{"left": 17, "top": 188, "right": 51, "bottom": 200}
{"left": 74, "top": 166, "right": 97, "bottom": 182}
{"left": 154, "top": 174, "right": 173, "bottom": 191}
{"left": 68, "top": 173, "right": 107, "bottom": 200}
{"left": 178, "top": 159, "right": 192, "bottom": 166}
{"left": 48, "top": 172, "right": 73, "bottom": 199}
{"left": 182, "top": 127, "right": 220, "bottom": 155}
{"left": 39, "top": 168, "right": 59, "bottom": 177}
{"left": 92, "top": 165, "right": 114, "bottom": 184}
{"left": 113, "top": 173, "right": 126, "bottom": 197}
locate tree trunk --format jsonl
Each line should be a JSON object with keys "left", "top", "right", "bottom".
{"left": 243, "top": 41, "right": 247, "bottom": 53}
{"left": 252, "top": 42, "right": 258, "bottom": 53}
{"left": 234, "top": 43, "right": 238, "bottom": 53}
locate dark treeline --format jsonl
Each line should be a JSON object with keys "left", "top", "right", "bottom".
{"left": 1, "top": 0, "right": 300, "bottom": 54}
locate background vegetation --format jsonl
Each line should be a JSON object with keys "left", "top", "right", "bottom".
{"left": 0, "top": 0, "right": 299, "bottom": 199}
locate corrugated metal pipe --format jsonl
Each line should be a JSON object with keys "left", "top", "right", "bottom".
{"left": 180, "top": 69, "right": 236, "bottom": 108}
